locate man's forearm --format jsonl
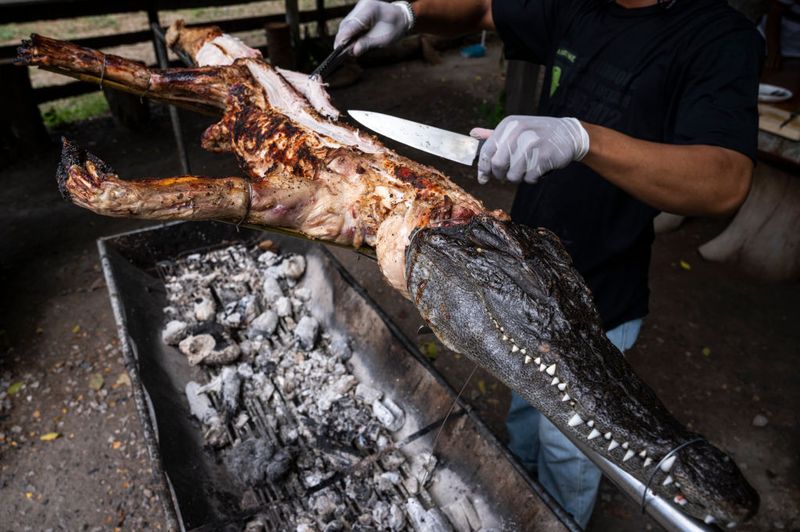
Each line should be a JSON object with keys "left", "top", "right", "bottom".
{"left": 412, "top": 0, "right": 495, "bottom": 35}
{"left": 581, "top": 123, "right": 753, "bottom": 217}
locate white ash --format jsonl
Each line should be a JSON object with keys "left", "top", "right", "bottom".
{"left": 249, "top": 310, "right": 278, "bottom": 338}
{"left": 262, "top": 276, "right": 284, "bottom": 304}
{"left": 373, "top": 397, "right": 406, "bottom": 432}
{"left": 355, "top": 383, "right": 382, "bottom": 404}
{"left": 194, "top": 296, "right": 217, "bottom": 321}
{"left": 274, "top": 296, "right": 293, "bottom": 317}
{"left": 185, "top": 381, "right": 220, "bottom": 425}
{"left": 162, "top": 320, "right": 188, "bottom": 345}
{"left": 197, "top": 366, "right": 241, "bottom": 417}
{"left": 294, "top": 315, "right": 319, "bottom": 350}
{"left": 406, "top": 498, "right": 454, "bottom": 532}
{"left": 160, "top": 243, "right": 470, "bottom": 531}
{"left": 179, "top": 334, "right": 241, "bottom": 366}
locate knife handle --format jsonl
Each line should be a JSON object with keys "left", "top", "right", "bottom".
{"left": 473, "top": 138, "right": 487, "bottom": 167}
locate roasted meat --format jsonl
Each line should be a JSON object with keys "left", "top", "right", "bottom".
{"left": 17, "top": 24, "right": 758, "bottom": 526}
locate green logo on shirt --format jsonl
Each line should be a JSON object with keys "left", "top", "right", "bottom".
{"left": 551, "top": 48, "right": 576, "bottom": 96}
{"left": 556, "top": 48, "right": 577, "bottom": 63}
{"left": 550, "top": 66, "right": 562, "bottom": 96}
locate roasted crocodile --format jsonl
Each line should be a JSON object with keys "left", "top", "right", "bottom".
{"left": 17, "top": 24, "right": 758, "bottom": 527}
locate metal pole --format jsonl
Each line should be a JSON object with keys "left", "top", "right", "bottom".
{"left": 565, "top": 431, "right": 716, "bottom": 532}
{"left": 147, "top": 7, "right": 191, "bottom": 175}
{"left": 284, "top": 0, "right": 300, "bottom": 49}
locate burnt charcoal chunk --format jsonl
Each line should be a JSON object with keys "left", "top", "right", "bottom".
{"left": 266, "top": 448, "right": 293, "bottom": 481}
{"left": 225, "top": 437, "right": 275, "bottom": 486}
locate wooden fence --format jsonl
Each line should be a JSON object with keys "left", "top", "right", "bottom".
{"left": 0, "top": 0, "right": 354, "bottom": 153}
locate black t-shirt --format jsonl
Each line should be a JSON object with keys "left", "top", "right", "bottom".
{"left": 493, "top": 0, "right": 763, "bottom": 330}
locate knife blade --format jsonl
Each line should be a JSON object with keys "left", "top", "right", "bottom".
{"left": 348, "top": 110, "right": 485, "bottom": 166}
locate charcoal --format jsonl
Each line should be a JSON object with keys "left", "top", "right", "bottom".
{"left": 294, "top": 316, "right": 319, "bottom": 350}
{"left": 249, "top": 310, "right": 278, "bottom": 338}
{"left": 194, "top": 296, "right": 216, "bottom": 321}
{"left": 266, "top": 448, "right": 292, "bottom": 481}
{"left": 355, "top": 383, "right": 382, "bottom": 405}
{"left": 275, "top": 296, "right": 293, "bottom": 317}
{"left": 280, "top": 255, "right": 306, "bottom": 281}
{"left": 262, "top": 276, "right": 284, "bottom": 304}
{"left": 185, "top": 381, "right": 219, "bottom": 425}
{"left": 159, "top": 244, "right": 464, "bottom": 530}
{"left": 406, "top": 498, "right": 454, "bottom": 532}
{"left": 225, "top": 437, "right": 275, "bottom": 486}
{"left": 162, "top": 320, "right": 188, "bottom": 345}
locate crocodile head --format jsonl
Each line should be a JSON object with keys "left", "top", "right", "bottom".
{"left": 406, "top": 214, "right": 759, "bottom": 527}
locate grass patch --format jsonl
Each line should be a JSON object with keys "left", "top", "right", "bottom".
{"left": 40, "top": 91, "right": 109, "bottom": 129}
{"left": 0, "top": 23, "right": 22, "bottom": 42}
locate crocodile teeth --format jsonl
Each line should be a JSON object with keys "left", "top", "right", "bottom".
{"left": 639, "top": 450, "right": 647, "bottom": 458}
{"left": 550, "top": 377, "right": 560, "bottom": 386}
{"left": 588, "top": 429, "right": 601, "bottom": 440}
{"left": 539, "top": 364, "right": 547, "bottom": 372}
{"left": 608, "top": 440, "right": 619, "bottom": 451}
{"left": 520, "top": 348, "right": 526, "bottom": 354}
{"left": 623, "top": 450, "right": 635, "bottom": 462}
{"left": 568, "top": 414, "right": 584, "bottom": 427}
{"left": 674, "top": 495, "right": 687, "bottom": 506}
{"left": 644, "top": 457, "right": 653, "bottom": 467}
{"left": 524, "top": 355, "right": 532, "bottom": 364}
{"left": 662, "top": 475, "right": 673, "bottom": 486}
{"left": 704, "top": 516, "right": 716, "bottom": 525}
{"left": 546, "top": 364, "right": 556, "bottom": 376}
{"left": 660, "top": 455, "right": 676, "bottom": 472}
{"left": 557, "top": 382, "right": 567, "bottom": 391}
{"left": 502, "top": 335, "right": 508, "bottom": 341}
{"left": 562, "top": 393, "right": 571, "bottom": 402}
{"left": 622, "top": 442, "right": 629, "bottom": 449}
{"left": 604, "top": 432, "right": 612, "bottom": 440}
{"left": 534, "top": 357, "right": 542, "bottom": 365}
{"left": 512, "top": 345, "right": 519, "bottom": 353}
{"left": 727, "top": 523, "right": 737, "bottom": 529}
{"left": 586, "top": 420, "right": 595, "bottom": 428}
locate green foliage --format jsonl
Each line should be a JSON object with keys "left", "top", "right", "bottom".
{"left": 40, "top": 92, "right": 109, "bottom": 129}
{"left": 0, "top": 23, "right": 22, "bottom": 42}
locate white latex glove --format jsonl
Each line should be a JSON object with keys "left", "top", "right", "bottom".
{"left": 334, "top": 0, "right": 415, "bottom": 57}
{"left": 470, "top": 116, "right": 590, "bottom": 185}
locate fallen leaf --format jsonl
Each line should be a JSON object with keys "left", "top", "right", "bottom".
{"left": 7, "top": 382, "right": 23, "bottom": 395}
{"left": 32, "top": 410, "right": 40, "bottom": 419}
{"left": 420, "top": 341, "right": 438, "bottom": 361}
{"left": 477, "top": 379, "right": 487, "bottom": 395}
{"left": 72, "top": 325, "right": 81, "bottom": 334}
{"left": 702, "top": 347, "right": 711, "bottom": 357}
{"left": 25, "top": 492, "right": 33, "bottom": 499}
{"left": 679, "top": 260, "right": 692, "bottom": 271}
{"left": 40, "top": 432, "right": 61, "bottom": 441}
{"left": 112, "top": 440, "right": 122, "bottom": 449}
{"left": 88, "top": 373, "right": 104, "bottom": 391}
{"left": 115, "top": 373, "right": 131, "bottom": 387}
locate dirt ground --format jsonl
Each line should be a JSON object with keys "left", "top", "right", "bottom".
{"left": 1, "top": 44, "right": 798, "bottom": 531}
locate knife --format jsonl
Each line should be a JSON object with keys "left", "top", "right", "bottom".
{"left": 348, "top": 110, "right": 486, "bottom": 166}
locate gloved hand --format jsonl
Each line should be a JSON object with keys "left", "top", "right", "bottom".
{"left": 334, "top": 0, "right": 415, "bottom": 57}
{"left": 470, "top": 116, "right": 590, "bottom": 185}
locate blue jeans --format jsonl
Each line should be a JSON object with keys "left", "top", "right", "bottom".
{"left": 506, "top": 319, "right": 643, "bottom": 528}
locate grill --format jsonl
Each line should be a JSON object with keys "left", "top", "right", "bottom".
{"left": 98, "top": 221, "right": 577, "bottom": 532}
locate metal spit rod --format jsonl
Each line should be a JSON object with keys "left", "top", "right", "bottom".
{"left": 565, "top": 430, "right": 716, "bottom": 532}
{"left": 147, "top": 10, "right": 192, "bottom": 176}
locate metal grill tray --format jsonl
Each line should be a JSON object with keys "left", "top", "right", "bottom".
{"left": 98, "top": 221, "right": 576, "bottom": 532}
